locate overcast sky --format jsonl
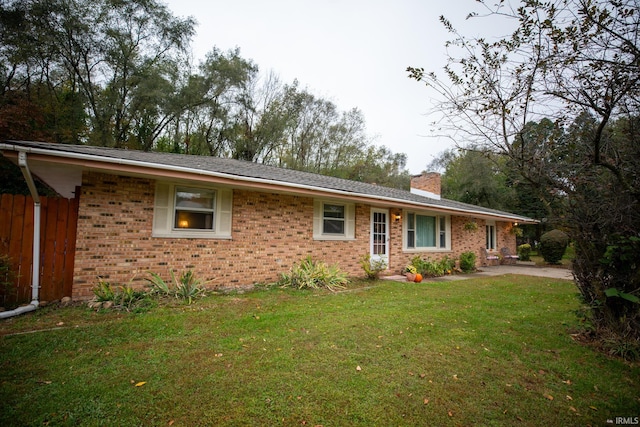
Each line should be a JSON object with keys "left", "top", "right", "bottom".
{"left": 162, "top": 0, "right": 501, "bottom": 174}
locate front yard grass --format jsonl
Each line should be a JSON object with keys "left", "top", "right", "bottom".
{"left": 1, "top": 275, "right": 639, "bottom": 426}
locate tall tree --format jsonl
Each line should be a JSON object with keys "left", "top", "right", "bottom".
{"left": 409, "top": 0, "right": 640, "bottom": 350}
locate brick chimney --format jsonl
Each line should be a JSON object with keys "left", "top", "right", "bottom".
{"left": 410, "top": 172, "right": 441, "bottom": 200}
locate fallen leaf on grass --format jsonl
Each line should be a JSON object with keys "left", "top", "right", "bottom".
{"left": 423, "top": 399, "right": 429, "bottom": 405}
{"left": 569, "top": 406, "right": 577, "bottom": 412}
{"left": 544, "top": 394, "right": 554, "bottom": 400}
{"left": 135, "top": 381, "right": 146, "bottom": 387}
{"left": 356, "top": 365, "right": 362, "bottom": 371}
{"left": 562, "top": 379, "right": 572, "bottom": 385}
{"left": 452, "top": 374, "right": 458, "bottom": 380}
{"left": 566, "top": 395, "right": 573, "bottom": 401}
{"left": 589, "top": 406, "right": 597, "bottom": 411}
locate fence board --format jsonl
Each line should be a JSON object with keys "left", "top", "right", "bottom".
{"left": 0, "top": 194, "right": 78, "bottom": 305}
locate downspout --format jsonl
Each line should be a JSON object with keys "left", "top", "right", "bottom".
{"left": 0, "top": 151, "right": 40, "bottom": 319}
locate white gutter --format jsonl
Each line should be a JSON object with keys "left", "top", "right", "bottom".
{"left": 0, "top": 143, "right": 536, "bottom": 224}
{"left": 0, "top": 151, "right": 40, "bottom": 319}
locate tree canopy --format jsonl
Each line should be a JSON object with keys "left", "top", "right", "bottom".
{"left": 409, "top": 0, "right": 640, "bottom": 353}
{"left": 0, "top": 0, "right": 410, "bottom": 189}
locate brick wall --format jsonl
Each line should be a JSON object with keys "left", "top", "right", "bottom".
{"left": 72, "top": 171, "right": 518, "bottom": 299}
{"left": 410, "top": 172, "right": 441, "bottom": 195}
{"left": 73, "top": 172, "right": 370, "bottom": 299}
{"left": 387, "top": 215, "right": 517, "bottom": 274}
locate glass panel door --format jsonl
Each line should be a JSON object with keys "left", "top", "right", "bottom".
{"left": 370, "top": 209, "right": 389, "bottom": 267}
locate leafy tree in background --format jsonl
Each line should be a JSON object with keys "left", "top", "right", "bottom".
{"left": 409, "top": 0, "right": 640, "bottom": 351}
{"left": 1, "top": 0, "right": 409, "bottom": 189}
{"left": 432, "top": 148, "right": 516, "bottom": 210}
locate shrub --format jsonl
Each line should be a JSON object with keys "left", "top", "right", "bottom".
{"left": 0, "top": 254, "right": 17, "bottom": 301}
{"left": 518, "top": 244, "right": 532, "bottom": 261}
{"left": 93, "top": 279, "right": 116, "bottom": 302}
{"left": 146, "top": 269, "right": 205, "bottom": 304}
{"left": 279, "top": 256, "right": 349, "bottom": 292}
{"left": 410, "top": 255, "right": 455, "bottom": 277}
{"left": 174, "top": 270, "right": 205, "bottom": 304}
{"left": 459, "top": 251, "right": 477, "bottom": 273}
{"left": 92, "top": 279, "right": 150, "bottom": 311}
{"left": 359, "top": 254, "right": 387, "bottom": 280}
{"left": 539, "top": 229, "right": 569, "bottom": 264}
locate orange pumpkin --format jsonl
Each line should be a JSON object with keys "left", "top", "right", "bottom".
{"left": 414, "top": 273, "right": 423, "bottom": 283}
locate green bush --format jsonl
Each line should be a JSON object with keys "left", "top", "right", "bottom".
{"left": 0, "top": 254, "right": 17, "bottom": 300}
{"left": 539, "top": 230, "right": 569, "bottom": 264}
{"left": 410, "top": 255, "right": 455, "bottom": 277}
{"left": 92, "top": 279, "right": 150, "bottom": 311}
{"left": 359, "top": 254, "right": 387, "bottom": 280}
{"left": 279, "top": 256, "right": 349, "bottom": 292}
{"left": 146, "top": 269, "right": 205, "bottom": 304}
{"left": 459, "top": 251, "right": 477, "bottom": 273}
{"left": 518, "top": 244, "right": 532, "bottom": 261}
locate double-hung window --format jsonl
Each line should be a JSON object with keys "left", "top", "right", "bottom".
{"left": 174, "top": 187, "right": 215, "bottom": 230}
{"left": 313, "top": 200, "right": 355, "bottom": 240}
{"left": 405, "top": 212, "right": 449, "bottom": 250}
{"left": 153, "top": 182, "right": 232, "bottom": 239}
{"left": 322, "top": 204, "right": 345, "bottom": 234}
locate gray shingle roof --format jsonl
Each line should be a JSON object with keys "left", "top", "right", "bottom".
{"left": 1, "top": 140, "right": 536, "bottom": 222}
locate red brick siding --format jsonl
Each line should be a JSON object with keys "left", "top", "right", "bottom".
{"left": 72, "top": 172, "right": 517, "bottom": 298}
{"left": 410, "top": 172, "right": 441, "bottom": 195}
{"left": 387, "top": 215, "right": 517, "bottom": 274}
{"left": 73, "top": 172, "right": 371, "bottom": 299}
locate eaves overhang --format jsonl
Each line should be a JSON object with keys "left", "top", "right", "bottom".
{"left": 0, "top": 141, "right": 538, "bottom": 224}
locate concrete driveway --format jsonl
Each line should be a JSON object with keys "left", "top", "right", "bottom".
{"left": 473, "top": 264, "right": 574, "bottom": 280}
{"left": 385, "top": 263, "right": 574, "bottom": 283}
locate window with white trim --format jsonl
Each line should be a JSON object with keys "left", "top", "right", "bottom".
{"left": 405, "top": 212, "right": 450, "bottom": 250}
{"left": 313, "top": 200, "right": 355, "bottom": 240}
{"left": 153, "top": 182, "right": 232, "bottom": 239}
{"left": 174, "top": 187, "right": 216, "bottom": 230}
{"left": 486, "top": 221, "right": 496, "bottom": 250}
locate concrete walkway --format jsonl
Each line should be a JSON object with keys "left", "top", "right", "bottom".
{"left": 384, "top": 263, "right": 574, "bottom": 283}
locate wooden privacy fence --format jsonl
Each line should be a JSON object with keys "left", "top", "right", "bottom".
{"left": 0, "top": 194, "right": 78, "bottom": 305}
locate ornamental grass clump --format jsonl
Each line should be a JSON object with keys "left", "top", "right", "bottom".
{"left": 280, "top": 256, "right": 349, "bottom": 291}
{"left": 146, "top": 269, "right": 205, "bottom": 304}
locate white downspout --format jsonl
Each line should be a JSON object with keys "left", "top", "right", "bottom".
{"left": 0, "top": 151, "right": 40, "bottom": 319}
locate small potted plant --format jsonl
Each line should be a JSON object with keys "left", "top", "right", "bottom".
{"left": 404, "top": 265, "right": 417, "bottom": 282}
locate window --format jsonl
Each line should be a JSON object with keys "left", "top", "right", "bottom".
{"left": 313, "top": 200, "right": 355, "bottom": 240}
{"left": 323, "top": 204, "right": 345, "bottom": 234}
{"left": 174, "top": 187, "right": 215, "bottom": 230}
{"left": 486, "top": 222, "right": 496, "bottom": 250}
{"left": 405, "top": 212, "right": 449, "bottom": 250}
{"left": 153, "top": 182, "right": 232, "bottom": 239}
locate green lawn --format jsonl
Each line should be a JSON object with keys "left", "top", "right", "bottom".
{"left": 1, "top": 275, "right": 639, "bottom": 426}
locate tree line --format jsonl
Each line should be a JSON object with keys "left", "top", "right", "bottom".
{"left": 0, "top": 0, "right": 410, "bottom": 189}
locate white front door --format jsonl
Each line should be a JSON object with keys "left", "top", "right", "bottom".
{"left": 370, "top": 208, "right": 389, "bottom": 267}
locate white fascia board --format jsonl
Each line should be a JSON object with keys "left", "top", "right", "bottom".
{"left": 0, "top": 142, "right": 538, "bottom": 223}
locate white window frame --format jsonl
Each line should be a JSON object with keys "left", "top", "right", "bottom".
{"left": 486, "top": 221, "right": 497, "bottom": 250}
{"left": 174, "top": 186, "right": 216, "bottom": 231}
{"left": 404, "top": 210, "right": 450, "bottom": 251}
{"left": 153, "top": 182, "right": 232, "bottom": 239}
{"left": 313, "top": 200, "right": 355, "bottom": 240}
